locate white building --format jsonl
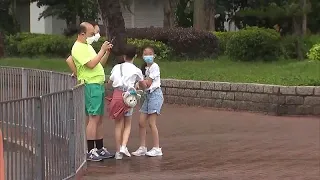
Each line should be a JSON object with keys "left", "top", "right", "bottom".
{"left": 16, "top": 0, "right": 164, "bottom": 35}
{"left": 15, "top": 0, "right": 236, "bottom": 34}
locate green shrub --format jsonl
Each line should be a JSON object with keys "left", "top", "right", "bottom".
{"left": 127, "top": 38, "right": 172, "bottom": 60}
{"left": 307, "top": 43, "right": 320, "bottom": 61}
{"left": 126, "top": 27, "right": 219, "bottom": 58}
{"left": 4, "top": 32, "right": 52, "bottom": 56}
{"left": 280, "top": 35, "right": 298, "bottom": 59}
{"left": 303, "top": 34, "right": 320, "bottom": 48}
{"left": 226, "top": 27, "right": 281, "bottom": 61}
{"left": 246, "top": 26, "right": 280, "bottom": 38}
{"left": 17, "top": 35, "right": 71, "bottom": 57}
{"left": 213, "top": 31, "right": 236, "bottom": 55}
{"left": 91, "top": 37, "right": 171, "bottom": 60}
{"left": 279, "top": 35, "right": 320, "bottom": 59}
{"left": 4, "top": 33, "right": 171, "bottom": 60}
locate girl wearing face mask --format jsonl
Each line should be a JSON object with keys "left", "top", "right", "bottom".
{"left": 132, "top": 46, "right": 164, "bottom": 157}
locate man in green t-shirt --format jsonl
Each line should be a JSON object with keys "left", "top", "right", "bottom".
{"left": 71, "top": 22, "right": 113, "bottom": 162}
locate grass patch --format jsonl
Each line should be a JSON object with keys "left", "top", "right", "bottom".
{"left": 1, "top": 56, "right": 319, "bottom": 86}
{"left": 0, "top": 57, "right": 70, "bottom": 72}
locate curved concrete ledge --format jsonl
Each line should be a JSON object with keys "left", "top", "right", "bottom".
{"left": 161, "top": 79, "right": 320, "bottom": 115}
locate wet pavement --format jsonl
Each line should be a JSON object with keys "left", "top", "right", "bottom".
{"left": 84, "top": 104, "right": 320, "bottom": 180}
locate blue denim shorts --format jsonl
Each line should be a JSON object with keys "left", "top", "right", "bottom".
{"left": 140, "top": 88, "right": 164, "bottom": 115}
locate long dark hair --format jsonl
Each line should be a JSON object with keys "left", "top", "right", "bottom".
{"left": 141, "top": 62, "right": 147, "bottom": 76}
{"left": 140, "top": 46, "right": 155, "bottom": 76}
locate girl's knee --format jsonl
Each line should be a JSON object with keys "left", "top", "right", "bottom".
{"left": 139, "top": 115, "right": 147, "bottom": 128}
{"left": 148, "top": 120, "right": 157, "bottom": 129}
{"left": 124, "top": 120, "right": 132, "bottom": 129}
{"left": 139, "top": 121, "right": 146, "bottom": 128}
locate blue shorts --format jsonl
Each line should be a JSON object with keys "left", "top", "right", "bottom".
{"left": 140, "top": 88, "right": 164, "bottom": 115}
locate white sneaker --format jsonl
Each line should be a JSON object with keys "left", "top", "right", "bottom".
{"left": 115, "top": 152, "right": 123, "bottom": 160}
{"left": 120, "top": 146, "right": 131, "bottom": 157}
{"left": 131, "top": 146, "right": 147, "bottom": 156}
{"left": 146, "top": 147, "right": 163, "bottom": 157}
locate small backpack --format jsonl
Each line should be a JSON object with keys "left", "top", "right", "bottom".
{"left": 120, "top": 64, "right": 143, "bottom": 108}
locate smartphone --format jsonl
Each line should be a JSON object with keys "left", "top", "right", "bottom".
{"left": 110, "top": 37, "right": 116, "bottom": 44}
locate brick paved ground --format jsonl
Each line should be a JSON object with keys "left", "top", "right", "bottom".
{"left": 83, "top": 104, "right": 320, "bottom": 180}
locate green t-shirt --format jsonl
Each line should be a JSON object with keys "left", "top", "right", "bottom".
{"left": 71, "top": 41, "right": 105, "bottom": 84}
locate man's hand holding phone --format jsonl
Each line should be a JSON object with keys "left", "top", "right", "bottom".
{"left": 107, "top": 37, "right": 115, "bottom": 52}
{"left": 101, "top": 41, "right": 113, "bottom": 52}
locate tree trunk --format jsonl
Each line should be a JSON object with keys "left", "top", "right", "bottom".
{"left": 193, "top": 0, "right": 205, "bottom": 30}
{"left": 0, "top": 31, "right": 4, "bottom": 58}
{"left": 97, "top": 0, "right": 126, "bottom": 65}
{"left": 293, "top": 16, "right": 303, "bottom": 60}
{"left": 204, "top": 0, "right": 215, "bottom": 31}
{"left": 302, "top": 0, "right": 307, "bottom": 35}
{"left": 163, "top": 0, "right": 178, "bottom": 28}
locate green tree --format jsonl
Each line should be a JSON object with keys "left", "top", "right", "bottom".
{"left": 236, "top": 0, "right": 312, "bottom": 34}
{"left": 0, "top": 0, "right": 30, "bottom": 34}
{"left": 236, "top": 0, "right": 313, "bottom": 59}
{"left": 175, "top": 0, "right": 193, "bottom": 28}
{"left": 175, "top": 0, "right": 246, "bottom": 30}
{"left": 164, "top": 0, "right": 179, "bottom": 28}
{"left": 97, "top": 0, "right": 126, "bottom": 65}
{"left": 31, "top": 0, "right": 99, "bottom": 30}
{"left": 215, "top": 0, "right": 247, "bottom": 30}
{"left": 97, "top": 0, "right": 167, "bottom": 64}
{"left": 307, "top": 0, "right": 320, "bottom": 33}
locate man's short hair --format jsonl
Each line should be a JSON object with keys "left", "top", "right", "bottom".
{"left": 124, "top": 44, "right": 137, "bottom": 60}
{"left": 88, "top": 21, "right": 98, "bottom": 27}
{"left": 77, "top": 22, "right": 97, "bottom": 35}
{"left": 77, "top": 23, "right": 87, "bottom": 34}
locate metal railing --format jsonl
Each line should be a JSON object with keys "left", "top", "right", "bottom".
{"left": 0, "top": 67, "right": 87, "bottom": 180}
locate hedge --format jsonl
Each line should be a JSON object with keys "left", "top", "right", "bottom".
{"left": 212, "top": 29, "right": 320, "bottom": 60}
{"left": 281, "top": 35, "right": 316, "bottom": 59}
{"left": 126, "top": 27, "right": 219, "bottom": 58}
{"left": 5, "top": 29, "right": 320, "bottom": 61}
{"left": 4, "top": 33, "right": 172, "bottom": 60}
{"left": 226, "top": 27, "right": 281, "bottom": 61}
{"left": 213, "top": 31, "right": 236, "bottom": 55}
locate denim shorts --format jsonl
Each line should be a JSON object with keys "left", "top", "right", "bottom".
{"left": 140, "top": 88, "right": 164, "bottom": 115}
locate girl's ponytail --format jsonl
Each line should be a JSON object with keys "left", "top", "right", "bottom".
{"left": 141, "top": 62, "right": 147, "bottom": 76}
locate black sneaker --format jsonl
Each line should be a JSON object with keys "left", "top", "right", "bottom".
{"left": 87, "top": 148, "right": 103, "bottom": 162}
{"left": 97, "top": 147, "right": 114, "bottom": 159}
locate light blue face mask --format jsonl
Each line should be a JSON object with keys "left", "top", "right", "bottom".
{"left": 143, "top": 55, "right": 154, "bottom": 64}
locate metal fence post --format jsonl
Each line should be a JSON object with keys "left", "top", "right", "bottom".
{"left": 50, "top": 71, "right": 55, "bottom": 93}
{"left": 35, "top": 97, "right": 45, "bottom": 180}
{"left": 0, "top": 130, "right": 4, "bottom": 180}
{"left": 21, "top": 68, "right": 27, "bottom": 98}
{"left": 68, "top": 90, "right": 75, "bottom": 175}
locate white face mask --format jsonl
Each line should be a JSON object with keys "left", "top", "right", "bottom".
{"left": 94, "top": 33, "right": 101, "bottom": 42}
{"left": 86, "top": 36, "right": 96, "bottom": 45}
